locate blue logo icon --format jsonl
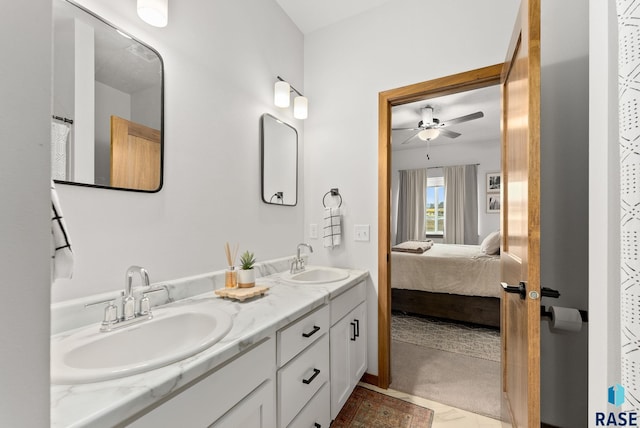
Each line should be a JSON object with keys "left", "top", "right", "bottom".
{"left": 609, "top": 384, "right": 625, "bottom": 407}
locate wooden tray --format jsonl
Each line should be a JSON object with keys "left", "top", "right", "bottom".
{"left": 215, "top": 286, "right": 269, "bottom": 301}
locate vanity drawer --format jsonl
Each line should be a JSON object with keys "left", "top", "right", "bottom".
{"left": 128, "top": 337, "right": 275, "bottom": 427}
{"left": 330, "top": 280, "right": 365, "bottom": 326}
{"left": 287, "top": 381, "right": 330, "bottom": 428}
{"left": 278, "top": 334, "right": 329, "bottom": 428}
{"left": 277, "top": 304, "right": 329, "bottom": 367}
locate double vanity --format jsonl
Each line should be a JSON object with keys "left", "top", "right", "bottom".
{"left": 51, "top": 258, "right": 368, "bottom": 427}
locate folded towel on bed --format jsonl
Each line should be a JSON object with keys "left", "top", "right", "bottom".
{"left": 392, "top": 240, "right": 433, "bottom": 254}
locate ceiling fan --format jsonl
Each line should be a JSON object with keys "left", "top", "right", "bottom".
{"left": 392, "top": 106, "right": 484, "bottom": 145}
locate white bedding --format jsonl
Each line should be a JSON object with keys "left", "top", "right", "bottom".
{"left": 391, "top": 243, "right": 501, "bottom": 298}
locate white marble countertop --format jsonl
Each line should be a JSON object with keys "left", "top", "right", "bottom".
{"left": 50, "top": 267, "right": 368, "bottom": 428}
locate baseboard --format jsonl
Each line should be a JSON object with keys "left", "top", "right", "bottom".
{"left": 360, "top": 372, "right": 379, "bottom": 387}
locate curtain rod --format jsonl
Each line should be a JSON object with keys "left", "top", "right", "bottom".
{"left": 426, "top": 163, "right": 480, "bottom": 170}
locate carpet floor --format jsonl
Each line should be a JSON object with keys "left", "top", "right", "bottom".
{"left": 390, "top": 315, "right": 501, "bottom": 419}
{"left": 333, "top": 385, "right": 434, "bottom": 428}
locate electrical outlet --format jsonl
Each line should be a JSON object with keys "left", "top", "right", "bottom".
{"left": 310, "top": 223, "right": 318, "bottom": 239}
{"left": 354, "top": 224, "right": 370, "bottom": 242}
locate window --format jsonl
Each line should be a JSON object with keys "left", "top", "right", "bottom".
{"left": 426, "top": 176, "right": 444, "bottom": 235}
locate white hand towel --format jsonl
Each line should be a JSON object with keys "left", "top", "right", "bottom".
{"left": 51, "top": 180, "right": 74, "bottom": 280}
{"left": 323, "top": 207, "right": 342, "bottom": 248}
{"left": 51, "top": 122, "right": 70, "bottom": 180}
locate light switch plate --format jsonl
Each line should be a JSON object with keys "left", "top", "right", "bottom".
{"left": 354, "top": 224, "right": 370, "bottom": 242}
{"left": 310, "top": 224, "right": 318, "bottom": 239}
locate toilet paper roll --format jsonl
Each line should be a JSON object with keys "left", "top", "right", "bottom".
{"left": 549, "top": 306, "right": 582, "bottom": 333}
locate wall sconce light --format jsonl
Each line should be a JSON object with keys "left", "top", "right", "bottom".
{"left": 274, "top": 76, "right": 308, "bottom": 119}
{"left": 137, "top": 0, "right": 168, "bottom": 27}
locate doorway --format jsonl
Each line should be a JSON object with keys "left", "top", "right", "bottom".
{"left": 377, "top": 64, "right": 504, "bottom": 389}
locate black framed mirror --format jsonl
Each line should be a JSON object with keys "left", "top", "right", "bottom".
{"left": 261, "top": 114, "right": 298, "bottom": 206}
{"left": 52, "top": 0, "right": 164, "bottom": 192}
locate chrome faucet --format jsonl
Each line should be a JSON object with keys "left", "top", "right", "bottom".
{"left": 85, "top": 266, "right": 163, "bottom": 332}
{"left": 124, "top": 266, "right": 150, "bottom": 320}
{"left": 291, "top": 243, "right": 313, "bottom": 273}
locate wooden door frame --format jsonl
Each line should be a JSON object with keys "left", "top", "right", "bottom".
{"left": 377, "top": 64, "right": 504, "bottom": 388}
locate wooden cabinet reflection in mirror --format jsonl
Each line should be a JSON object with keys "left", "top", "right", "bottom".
{"left": 110, "top": 116, "right": 161, "bottom": 191}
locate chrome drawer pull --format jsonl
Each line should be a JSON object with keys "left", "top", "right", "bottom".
{"left": 302, "top": 368, "right": 321, "bottom": 384}
{"left": 302, "top": 325, "right": 321, "bottom": 338}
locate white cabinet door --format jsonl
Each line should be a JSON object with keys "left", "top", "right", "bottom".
{"left": 329, "top": 301, "right": 367, "bottom": 420}
{"left": 329, "top": 314, "right": 351, "bottom": 419}
{"left": 211, "top": 379, "right": 276, "bottom": 428}
{"left": 350, "top": 302, "right": 367, "bottom": 385}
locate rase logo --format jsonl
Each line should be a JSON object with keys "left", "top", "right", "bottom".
{"left": 595, "top": 384, "right": 638, "bottom": 426}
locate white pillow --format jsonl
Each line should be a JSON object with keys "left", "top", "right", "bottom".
{"left": 480, "top": 231, "right": 500, "bottom": 255}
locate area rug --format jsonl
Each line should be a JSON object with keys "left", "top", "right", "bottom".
{"left": 332, "top": 385, "right": 434, "bottom": 428}
{"left": 392, "top": 312, "right": 500, "bottom": 362}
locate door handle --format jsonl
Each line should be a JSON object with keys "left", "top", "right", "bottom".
{"left": 501, "top": 281, "right": 526, "bottom": 300}
{"left": 350, "top": 322, "right": 357, "bottom": 341}
{"left": 354, "top": 319, "right": 360, "bottom": 338}
{"left": 501, "top": 282, "right": 561, "bottom": 300}
{"left": 541, "top": 287, "right": 560, "bottom": 298}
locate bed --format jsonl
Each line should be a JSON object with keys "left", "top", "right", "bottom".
{"left": 391, "top": 241, "right": 501, "bottom": 328}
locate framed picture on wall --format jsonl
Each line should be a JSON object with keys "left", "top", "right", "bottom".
{"left": 486, "top": 172, "right": 501, "bottom": 193}
{"left": 487, "top": 194, "right": 501, "bottom": 213}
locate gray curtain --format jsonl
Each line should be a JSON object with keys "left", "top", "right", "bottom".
{"left": 443, "top": 165, "right": 478, "bottom": 244}
{"left": 396, "top": 168, "right": 427, "bottom": 244}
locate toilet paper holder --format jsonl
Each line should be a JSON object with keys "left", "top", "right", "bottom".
{"left": 541, "top": 305, "right": 588, "bottom": 323}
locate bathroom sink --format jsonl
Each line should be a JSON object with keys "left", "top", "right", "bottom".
{"left": 284, "top": 267, "right": 349, "bottom": 284}
{"left": 51, "top": 300, "right": 233, "bottom": 384}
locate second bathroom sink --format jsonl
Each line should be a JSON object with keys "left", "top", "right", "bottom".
{"left": 283, "top": 267, "right": 349, "bottom": 284}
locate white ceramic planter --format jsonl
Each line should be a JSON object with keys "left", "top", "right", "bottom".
{"left": 237, "top": 269, "right": 255, "bottom": 288}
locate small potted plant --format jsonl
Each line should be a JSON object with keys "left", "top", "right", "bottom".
{"left": 237, "top": 251, "right": 256, "bottom": 288}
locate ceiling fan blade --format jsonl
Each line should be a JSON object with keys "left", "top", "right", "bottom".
{"left": 392, "top": 127, "right": 422, "bottom": 131}
{"left": 439, "top": 111, "right": 484, "bottom": 127}
{"left": 439, "top": 129, "right": 461, "bottom": 138}
{"left": 399, "top": 132, "right": 420, "bottom": 145}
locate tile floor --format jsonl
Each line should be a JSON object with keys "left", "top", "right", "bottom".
{"left": 358, "top": 382, "right": 504, "bottom": 428}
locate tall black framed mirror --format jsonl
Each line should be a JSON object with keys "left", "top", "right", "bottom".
{"left": 261, "top": 114, "right": 298, "bottom": 206}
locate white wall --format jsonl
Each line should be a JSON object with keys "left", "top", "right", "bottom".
{"left": 539, "top": 0, "right": 589, "bottom": 425}
{"left": 132, "top": 83, "right": 162, "bottom": 130}
{"left": 589, "top": 0, "right": 621, "bottom": 421}
{"left": 0, "top": 1, "right": 52, "bottom": 425}
{"left": 391, "top": 140, "right": 501, "bottom": 245}
{"left": 94, "top": 81, "right": 131, "bottom": 185}
{"left": 51, "top": 0, "right": 305, "bottom": 302}
{"left": 303, "top": 0, "right": 519, "bottom": 377}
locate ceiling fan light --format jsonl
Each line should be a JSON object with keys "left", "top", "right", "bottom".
{"left": 418, "top": 129, "right": 440, "bottom": 141}
{"left": 137, "top": 0, "right": 168, "bottom": 27}
{"left": 293, "top": 96, "right": 308, "bottom": 119}
{"left": 274, "top": 81, "right": 291, "bottom": 108}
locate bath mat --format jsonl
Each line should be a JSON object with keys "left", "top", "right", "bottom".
{"left": 332, "top": 385, "right": 434, "bottom": 428}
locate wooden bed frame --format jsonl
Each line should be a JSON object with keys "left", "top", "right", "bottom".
{"left": 391, "top": 288, "right": 500, "bottom": 328}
